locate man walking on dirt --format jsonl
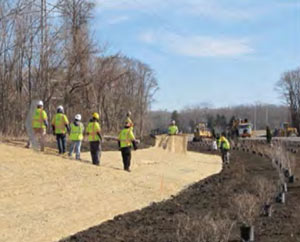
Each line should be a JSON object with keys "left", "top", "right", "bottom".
{"left": 52, "top": 106, "right": 70, "bottom": 154}
{"left": 31, "top": 100, "right": 48, "bottom": 151}
{"left": 118, "top": 121, "right": 138, "bottom": 172}
{"left": 219, "top": 132, "right": 230, "bottom": 164}
{"left": 86, "top": 112, "right": 102, "bottom": 166}
{"left": 68, "top": 114, "right": 84, "bottom": 160}
{"left": 168, "top": 120, "right": 179, "bottom": 135}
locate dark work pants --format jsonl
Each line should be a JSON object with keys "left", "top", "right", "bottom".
{"left": 121, "top": 147, "right": 131, "bottom": 170}
{"left": 56, "top": 134, "right": 66, "bottom": 154}
{"left": 221, "top": 149, "right": 230, "bottom": 164}
{"left": 90, "top": 141, "right": 101, "bottom": 165}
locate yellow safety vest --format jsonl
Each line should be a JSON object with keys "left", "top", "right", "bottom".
{"left": 52, "top": 113, "right": 69, "bottom": 134}
{"left": 168, "top": 125, "right": 178, "bottom": 135}
{"left": 119, "top": 128, "right": 135, "bottom": 148}
{"left": 220, "top": 136, "right": 230, "bottom": 150}
{"left": 87, "top": 121, "right": 101, "bottom": 141}
{"left": 32, "top": 108, "right": 47, "bottom": 129}
{"left": 70, "top": 122, "right": 84, "bottom": 141}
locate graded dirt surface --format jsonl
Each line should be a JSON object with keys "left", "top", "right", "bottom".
{"left": 62, "top": 145, "right": 300, "bottom": 242}
{"left": 0, "top": 140, "right": 221, "bottom": 242}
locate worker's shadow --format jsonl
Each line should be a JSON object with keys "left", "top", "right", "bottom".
{"left": 158, "top": 135, "right": 169, "bottom": 150}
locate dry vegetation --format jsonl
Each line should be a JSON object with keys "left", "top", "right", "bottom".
{"left": 254, "top": 177, "right": 277, "bottom": 206}
{"left": 0, "top": 0, "right": 158, "bottom": 136}
{"left": 175, "top": 214, "right": 234, "bottom": 242}
{"left": 233, "top": 192, "right": 260, "bottom": 226}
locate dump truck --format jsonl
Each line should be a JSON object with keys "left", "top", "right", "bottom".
{"left": 193, "top": 122, "right": 212, "bottom": 141}
{"left": 238, "top": 122, "right": 253, "bottom": 137}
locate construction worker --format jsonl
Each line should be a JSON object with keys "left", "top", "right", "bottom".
{"left": 51, "top": 105, "right": 70, "bottom": 154}
{"left": 86, "top": 112, "right": 102, "bottom": 166}
{"left": 31, "top": 100, "right": 48, "bottom": 151}
{"left": 118, "top": 121, "right": 138, "bottom": 172}
{"left": 168, "top": 120, "right": 179, "bottom": 135}
{"left": 126, "top": 111, "right": 134, "bottom": 131}
{"left": 211, "top": 137, "right": 218, "bottom": 151}
{"left": 68, "top": 114, "right": 84, "bottom": 160}
{"left": 219, "top": 132, "right": 231, "bottom": 164}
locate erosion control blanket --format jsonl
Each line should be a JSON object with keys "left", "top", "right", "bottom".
{"left": 0, "top": 142, "right": 221, "bottom": 242}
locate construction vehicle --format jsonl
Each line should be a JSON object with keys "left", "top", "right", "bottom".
{"left": 230, "top": 118, "right": 253, "bottom": 138}
{"left": 193, "top": 122, "right": 212, "bottom": 141}
{"left": 275, "top": 122, "right": 298, "bottom": 137}
{"left": 238, "top": 121, "right": 253, "bottom": 137}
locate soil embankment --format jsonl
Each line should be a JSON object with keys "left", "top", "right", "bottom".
{"left": 0, "top": 136, "right": 221, "bottom": 242}
{"left": 62, "top": 147, "right": 299, "bottom": 242}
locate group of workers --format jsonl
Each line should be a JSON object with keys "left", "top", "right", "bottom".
{"left": 167, "top": 120, "right": 230, "bottom": 164}
{"left": 30, "top": 100, "right": 137, "bottom": 172}
{"left": 31, "top": 100, "right": 230, "bottom": 170}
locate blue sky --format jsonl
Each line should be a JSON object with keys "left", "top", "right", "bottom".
{"left": 92, "top": 0, "right": 300, "bottom": 111}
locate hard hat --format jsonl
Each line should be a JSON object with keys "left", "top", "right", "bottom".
{"left": 37, "top": 100, "right": 43, "bottom": 106}
{"left": 57, "top": 105, "right": 64, "bottom": 112}
{"left": 92, "top": 112, "right": 100, "bottom": 120}
{"left": 127, "top": 111, "right": 131, "bottom": 116}
{"left": 172, "top": 120, "right": 176, "bottom": 125}
{"left": 75, "top": 114, "right": 81, "bottom": 121}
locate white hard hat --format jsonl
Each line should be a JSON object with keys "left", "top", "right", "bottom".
{"left": 57, "top": 105, "right": 64, "bottom": 112}
{"left": 172, "top": 120, "right": 176, "bottom": 125}
{"left": 37, "top": 100, "right": 43, "bottom": 106}
{"left": 75, "top": 114, "right": 81, "bottom": 121}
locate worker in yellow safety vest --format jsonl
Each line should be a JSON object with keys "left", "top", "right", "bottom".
{"left": 219, "top": 132, "right": 231, "bottom": 164}
{"left": 30, "top": 100, "right": 48, "bottom": 151}
{"left": 126, "top": 111, "right": 134, "bottom": 131}
{"left": 118, "top": 121, "right": 138, "bottom": 172}
{"left": 68, "top": 114, "right": 84, "bottom": 160}
{"left": 51, "top": 105, "right": 70, "bottom": 154}
{"left": 86, "top": 112, "right": 102, "bottom": 165}
{"left": 168, "top": 120, "right": 179, "bottom": 135}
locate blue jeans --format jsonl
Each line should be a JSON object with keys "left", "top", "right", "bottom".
{"left": 56, "top": 134, "right": 66, "bottom": 154}
{"left": 69, "top": 141, "right": 82, "bottom": 159}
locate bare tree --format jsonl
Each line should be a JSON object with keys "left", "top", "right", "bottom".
{"left": 276, "top": 68, "right": 300, "bottom": 132}
{"left": 0, "top": 0, "right": 159, "bottom": 137}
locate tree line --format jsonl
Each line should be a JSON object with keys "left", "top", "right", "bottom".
{"left": 0, "top": 0, "right": 158, "bottom": 136}
{"left": 149, "top": 104, "right": 290, "bottom": 134}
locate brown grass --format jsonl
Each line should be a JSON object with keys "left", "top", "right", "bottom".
{"left": 233, "top": 192, "right": 260, "bottom": 226}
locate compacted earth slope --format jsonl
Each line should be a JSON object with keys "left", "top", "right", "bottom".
{"left": 0, "top": 140, "right": 221, "bottom": 242}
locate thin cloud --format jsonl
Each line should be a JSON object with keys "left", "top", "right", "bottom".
{"left": 182, "top": 0, "right": 254, "bottom": 20}
{"left": 106, "top": 15, "right": 130, "bottom": 25}
{"left": 139, "top": 30, "right": 254, "bottom": 58}
{"left": 95, "top": 0, "right": 162, "bottom": 11}
{"left": 95, "top": 0, "right": 262, "bottom": 21}
{"left": 139, "top": 31, "right": 156, "bottom": 44}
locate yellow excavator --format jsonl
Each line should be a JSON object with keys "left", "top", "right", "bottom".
{"left": 193, "top": 122, "right": 212, "bottom": 141}
{"left": 276, "top": 122, "right": 298, "bottom": 137}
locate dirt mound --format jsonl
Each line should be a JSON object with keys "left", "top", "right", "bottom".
{"left": 0, "top": 143, "right": 221, "bottom": 242}
{"left": 155, "top": 135, "right": 188, "bottom": 154}
{"left": 61, "top": 149, "right": 300, "bottom": 242}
